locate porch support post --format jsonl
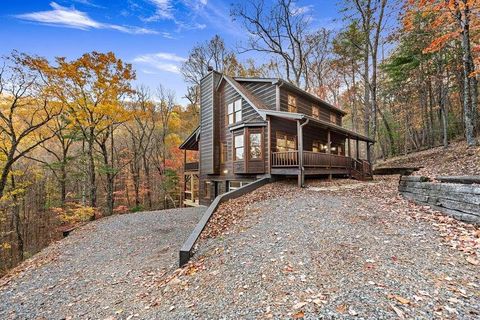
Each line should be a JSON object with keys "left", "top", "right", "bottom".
{"left": 267, "top": 116, "right": 271, "bottom": 174}
{"left": 347, "top": 136, "right": 351, "bottom": 158}
{"left": 356, "top": 138, "right": 360, "bottom": 160}
{"left": 347, "top": 136, "right": 352, "bottom": 178}
{"left": 297, "top": 120, "right": 304, "bottom": 187}
{"left": 367, "top": 142, "right": 372, "bottom": 164}
{"left": 182, "top": 150, "right": 186, "bottom": 207}
{"left": 327, "top": 130, "right": 332, "bottom": 180}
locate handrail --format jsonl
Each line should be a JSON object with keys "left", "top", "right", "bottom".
{"left": 179, "top": 177, "right": 272, "bottom": 266}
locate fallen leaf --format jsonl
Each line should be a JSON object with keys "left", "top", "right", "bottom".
{"left": 389, "top": 303, "right": 405, "bottom": 319}
{"left": 466, "top": 257, "right": 479, "bottom": 265}
{"left": 293, "top": 302, "right": 307, "bottom": 310}
{"left": 292, "top": 311, "right": 305, "bottom": 318}
{"left": 336, "top": 304, "right": 347, "bottom": 314}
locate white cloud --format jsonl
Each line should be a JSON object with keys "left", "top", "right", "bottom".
{"left": 143, "top": 0, "right": 208, "bottom": 30}
{"left": 133, "top": 52, "right": 187, "bottom": 74}
{"left": 15, "top": 2, "right": 158, "bottom": 35}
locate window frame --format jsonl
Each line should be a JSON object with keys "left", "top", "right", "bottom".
{"left": 287, "top": 94, "right": 297, "bottom": 113}
{"left": 249, "top": 131, "right": 263, "bottom": 160}
{"left": 227, "top": 98, "right": 243, "bottom": 125}
{"left": 233, "top": 132, "right": 245, "bottom": 161}
{"left": 228, "top": 180, "right": 250, "bottom": 191}
{"left": 312, "top": 140, "right": 327, "bottom": 153}
{"left": 330, "top": 112, "right": 337, "bottom": 124}
{"left": 276, "top": 131, "right": 297, "bottom": 152}
{"left": 312, "top": 105, "right": 320, "bottom": 120}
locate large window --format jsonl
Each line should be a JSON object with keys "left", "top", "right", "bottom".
{"left": 276, "top": 132, "right": 296, "bottom": 152}
{"left": 234, "top": 133, "right": 244, "bottom": 160}
{"left": 249, "top": 132, "right": 262, "bottom": 159}
{"left": 287, "top": 94, "right": 297, "bottom": 113}
{"left": 228, "top": 99, "right": 242, "bottom": 125}
{"left": 312, "top": 140, "right": 327, "bottom": 153}
{"left": 312, "top": 105, "right": 320, "bottom": 119}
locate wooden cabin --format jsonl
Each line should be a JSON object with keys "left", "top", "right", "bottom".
{"left": 179, "top": 70, "right": 374, "bottom": 206}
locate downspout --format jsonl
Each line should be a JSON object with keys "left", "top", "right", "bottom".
{"left": 298, "top": 117, "right": 309, "bottom": 188}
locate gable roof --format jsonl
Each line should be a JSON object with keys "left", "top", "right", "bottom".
{"left": 219, "top": 75, "right": 268, "bottom": 113}
{"left": 179, "top": 126, "right": 200, "bottom": 150}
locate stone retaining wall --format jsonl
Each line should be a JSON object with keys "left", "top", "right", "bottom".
{"left": 398, "top": 176, "right": 480, "bottom": 225}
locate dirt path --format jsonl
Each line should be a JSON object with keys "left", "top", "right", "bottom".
{"left": 0, "top": 208, "right": 204, "bottom": 320}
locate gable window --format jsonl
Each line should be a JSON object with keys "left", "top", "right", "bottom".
{"left": 228, "top": 99, "right": 242, "bottom": 125}
{"left": 312, "top": 140, "right": 327, "bottom": 153}
{"left": 276, "top": 132, "right": 296, "bottom": 152}
{"left": 312, "top": 105, "right": 320, "bottom": 119}
{"left": 287, "top": 94, "right": 297, "bottom": 113}
{"left": 249, "top": 132, "right": 262, "bottom": 159}
{"left": 234, "top": 133, "right": 244, "bottom": 160}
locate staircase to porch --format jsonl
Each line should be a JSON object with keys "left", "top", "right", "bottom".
{"left": 271, "top": 151, "right": 373, "bottom": 181}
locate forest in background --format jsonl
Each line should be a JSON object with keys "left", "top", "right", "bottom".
{"left": 1, "top": 0, "right": 480, "bottom": 274}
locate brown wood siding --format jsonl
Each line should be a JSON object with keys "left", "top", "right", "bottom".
{"left": 240, "top": 81, "right": 277, "bottom": 110}
{"left": 279, "top": 88, "right": 344, "bottom": 124}
{"left": 200, "top": 72, "right": 215, "bottom": 175}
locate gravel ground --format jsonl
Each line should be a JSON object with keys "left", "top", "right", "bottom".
{"left": 149, "top": 179, "right": 479, "bottom": 319}
{"left": 0, "top": 207, "right": 204, "bottom": 320}
{"left": 1, "top": 179, "right": 479, "bottom": 319}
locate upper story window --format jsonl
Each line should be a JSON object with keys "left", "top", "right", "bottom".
{"left": 312, "top": 105, "right": 320, "bottom": 120}
{"left": 276, "top": 132, "right": 296, "bottom": 152}
{"left": 249, "top": 132, "right": 262, "bottom": 159}
{"left": 234, "top": 133, "right": 244, "bottom": 160}
{"left": 287, "top": 94, "right": 297, "bottom": 113}
{"left": 330, "top": 112, "right": 337, "bottom": 124}
{"left": 228, "top": 99, "right": 242, "bottom": 125}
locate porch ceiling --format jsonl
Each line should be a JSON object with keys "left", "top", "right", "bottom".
{"left": 261, "top": 110, "right": 374, "bottom": 143}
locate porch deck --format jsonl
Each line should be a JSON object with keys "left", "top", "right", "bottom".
{"left": 271, "top": 151, "right": 372, "bottom": 180}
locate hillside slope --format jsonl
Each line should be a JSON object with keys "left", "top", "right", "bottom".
{"left": 375, "top": 140, "right": 480, "bottom": 178}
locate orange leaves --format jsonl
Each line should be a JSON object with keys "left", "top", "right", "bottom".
{"left": 423, "top": 31, "right": 459, "bottom": 53}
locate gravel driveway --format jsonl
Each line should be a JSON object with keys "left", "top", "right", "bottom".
{"left": 149, "top": 180, "right": 480, "bottom": 319}
{"left": 0, "top": 207, "right": 204, "bottom": 320}
{"left": 1, "top": 179, "right": 479, "bottom": 319}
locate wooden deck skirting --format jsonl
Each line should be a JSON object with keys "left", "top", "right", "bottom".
{"left": 179, "top": 177, "right": 272, "bottom": 267}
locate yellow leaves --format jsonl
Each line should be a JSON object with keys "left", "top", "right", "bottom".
{"left": 1, "top": 242, "right": 11, "bottom": 250}
{"left": 54, "top": 203, "right": 95, "bottom": 224}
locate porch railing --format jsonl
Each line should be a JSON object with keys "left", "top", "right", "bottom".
{"left": 271, "top": 151, "right": 299, "bottom": 167}
{"left": 184, "top": 161, "right": 199, "bottom": 171}
{"left": 272, "top": 151, "right": 352, "bottom": 169}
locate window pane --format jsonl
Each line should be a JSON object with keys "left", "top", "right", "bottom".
{"left": 235, "top": 110, "right": 242, "bottom": 122}
{"left": 250, "top": 133, "right": 261, "bottom": 159}
{"left": 287, "top": 138, "right": 296, "bottom": 149}
{"left": 236, "top": 147, "right": 244, "bottom": 160}
{"left": 234, "top": 134, "right": 244, "bottom": 147}
{"left": 234, "top": 99, "right": 242, "bottom": 111}
{"left": 228, "top": 114, "right": 234, "bottom": 125}
{"left": 228, "top": 103, "right": 233, "bottom": 114}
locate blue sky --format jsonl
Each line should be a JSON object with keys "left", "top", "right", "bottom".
{"left": 0, "top": 0, "right": 339, "bottom": 104}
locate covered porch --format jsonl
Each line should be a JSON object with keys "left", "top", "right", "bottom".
{"left": 265, "top": 111, "right": 374, "bottom": 186}
{"left": 179, "top": 127, "right": 200, "bottom": 207}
